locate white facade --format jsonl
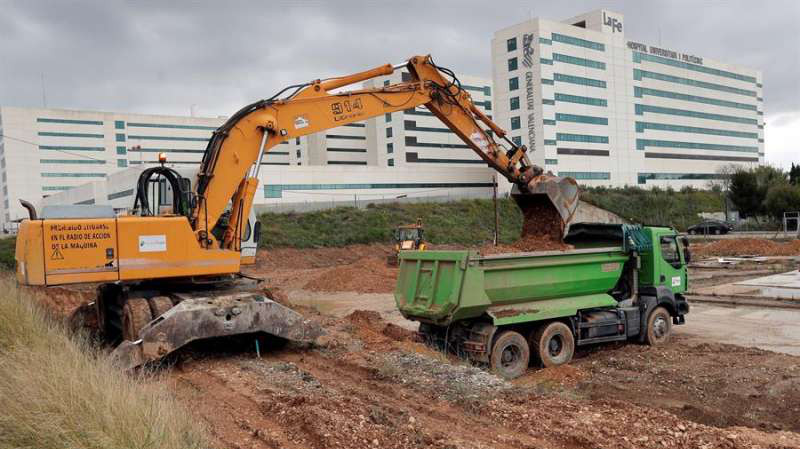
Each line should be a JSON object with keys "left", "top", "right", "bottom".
{"left": 492, "top": 9, "right": 764, "bottom": 188}
{"left": 40, "top": 165, "right": 498, "bottom": 215}
{"left": 0, "top": 82, "right": 499, "bottom": 227}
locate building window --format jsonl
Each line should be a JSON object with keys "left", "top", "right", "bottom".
{"left": 512, "top": 136, "right": 522, "bottom": 146}
{"left": 510, "top": 117, "right": 521, "bottom": 130}
{"left": 545, "top": 159, "right": 558, "bottom": 165}
{"left": 551, "top": 33, "right": 605, "bottom": 51}
{"left": 556, "top": 133, "right": 609, "bottom": 144}
{"left": 554, "top": 73, "right": 606, "bottom": 88}
{"left": 116, "top": 146, "right": 127, "bottom": 155}
{"left": 634, "top": 68, "right": 756, "bottom": 97}
{"left": 636, "top": 139, "right": 757, "bottom": 153}
{"left": 114, "top": 120, "right": 125, "bottom": 130}
{"left": 387, "top": 143, "right": 394, "bottom": 154}
{"left": 384, "top": 80, "right": 390, "bottom": 86}
{"left": 635, "top": 121, "right": 757, "bottom": 139}
{"left": 559, "top": 171, "right": 610, "bottom": 180}
{"left": 115, "top": 133, "right": 126, "bottom": 142}
{"left": 509, "top": 77, "right": 519, "bottom": 91}
{"left": 386, "top": 127, "right": 393, "bottom": 138}
{"left": 637, "top": 172, "right": 724, "bottom": 185}
{"left": 554, "top": 93, "right": 607, "bottom": 107}
{"left": 296, "top": 149, "right": 301, "bottom": 158}
{"left": 117, "top": 159, "right": 127, "bottom": 168}
{"left": 510, "top": 97, "right": 520, "bottom": 111}
{"left": 483, "top": 101, "right": 492, "bottom": 111}
{"left": 552, "top": 53, "right": 605, "bottom": 70}
{"left": 388, "top": 159, "right": 394, "bottom": 167}
{"left": 507, "top": 57, "right": 518, "bottom": 71}
{"left": 385, "top": 113, "right": 392, "bottom": 122}
{"left": 632, "top": 51, "right": 756, "bottom": 84}
{"left": 507, "top": 37, "right": 517, "bottom": 52}
{"left": 555, "top": 113, "right": 608, "bottom": 125}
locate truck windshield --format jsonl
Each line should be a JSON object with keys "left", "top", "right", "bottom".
{"left": 659, "top": 236, "right": 681, "bottom": 267}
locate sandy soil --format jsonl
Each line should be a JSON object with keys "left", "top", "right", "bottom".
{"left": 166, "top": 307, "right": 800, "bottom": 449}
{"left": 26, "top": 242, "right": 800, "bottom": 448}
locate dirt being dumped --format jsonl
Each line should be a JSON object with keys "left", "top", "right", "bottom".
{"left": 693, "top": 238, "right": 800, "bottom": 257}
{"left": 484, "top": 201, "right": 572, "bottom": 254}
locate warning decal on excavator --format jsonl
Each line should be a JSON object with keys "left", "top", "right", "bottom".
{"left": 50, "top": 247, "right": 64, "bottom": 260}
{"left": 43, "top": 219, "right": 118, "bottom": 279}
{"left": 48, "top": 222, "right": 112, "bottom": 255}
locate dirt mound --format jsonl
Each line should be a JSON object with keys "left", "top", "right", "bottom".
{"left": 258, "top": 244, "right": 392, "bottom": 270}
{"left": 693, "top": 238, "right": 800, "bottom": 257}
{"left": 304, "top": 257, "right": 397, "bottom": 293}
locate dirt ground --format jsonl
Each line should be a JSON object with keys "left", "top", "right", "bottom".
{"left": 692, "top": 238, "right": 800, "bottom": 257}
{"left": 28, "top": 242, "right": 800, "bottom": 448}
{"left": 166, "top": 306, "right": 800, "bottom": 449}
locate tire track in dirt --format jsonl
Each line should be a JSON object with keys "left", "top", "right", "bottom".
{"left": 173, "top": 363, "right": 306, "bottom": 449}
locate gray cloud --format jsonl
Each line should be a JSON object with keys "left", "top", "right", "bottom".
{"left": 0, "top": 0, "right": 797, "bottom": 119}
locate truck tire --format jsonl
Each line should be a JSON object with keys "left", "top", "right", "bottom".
{"left": 531, "top": 322, "right": 575, "bottom": 368}
{"left": 490, "top": 330, "right": 530, "bottom": 379}
{"left": 645, "top": 306, "right": 671, "bottom": 346}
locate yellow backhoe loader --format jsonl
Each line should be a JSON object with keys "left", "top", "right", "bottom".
{"left": 388, "top": 218, "right": 425, "bottom": 266}
{"left": 15, "top": 55, "right": 579, "bottom": 369}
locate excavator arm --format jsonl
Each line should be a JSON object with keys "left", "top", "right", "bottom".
{"left": 192, "top": 55, "right": 578, "bottom": 250}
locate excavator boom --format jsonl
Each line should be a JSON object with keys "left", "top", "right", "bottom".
{"left": 192, "top": 55, "right": 578, "bottom": 251}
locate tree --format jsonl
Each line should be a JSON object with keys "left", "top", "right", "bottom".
{"left": 728, "top": 168, "right": 762, "bottom": 219}
{"left": 764, "top": 184, "right": 800, "bottom": 221}
{"left": 790, "top": 163, "right": 800, "bottom": 186}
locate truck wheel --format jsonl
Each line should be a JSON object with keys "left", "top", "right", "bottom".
{"left": 490, "top": 330, "right": 530, "bottom": 379}
{"left": 531, "top": 322, "right": 575, "bottom": 368}
{"left": 122, "top": 298, "right": 153, "bottom": 341}
{"left": 645, "top": 306, "right": 672, "bottom": 346}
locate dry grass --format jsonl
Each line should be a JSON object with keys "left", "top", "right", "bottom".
{"left": 0, "top": 277, "right": 210, "bottom": 449}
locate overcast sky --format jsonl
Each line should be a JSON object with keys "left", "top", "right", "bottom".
{"left": 1, "top": 0, "right": 798, "bottom": 167}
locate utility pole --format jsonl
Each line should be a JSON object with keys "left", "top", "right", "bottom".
{"left": 493, "top": 174, "right": 499, "bottom": 246}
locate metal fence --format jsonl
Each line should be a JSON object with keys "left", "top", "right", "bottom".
{"left": 252, "top": 190, "right": 500, "bottom": 214}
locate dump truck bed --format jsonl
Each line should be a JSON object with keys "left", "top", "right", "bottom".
{"left": 395, "top": 247, "right": 630, "bottom": 326}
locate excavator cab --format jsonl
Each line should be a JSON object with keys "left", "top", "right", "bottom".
{"left": 388, "top": 219, "right": 425, "bottom": 266}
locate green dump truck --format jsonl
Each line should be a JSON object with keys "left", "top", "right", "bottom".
{"left": 395, "top": 224, "right": 691, "bottom": 379}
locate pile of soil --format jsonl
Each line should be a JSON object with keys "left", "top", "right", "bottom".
{"left": 484, "top": 201, "right": 572, "bottom": 254}
{"left": 303, "top": 257, "right": 397, "bottom": 294}
{"left": 693, "top": 238, "right": 800, "bottom": 257}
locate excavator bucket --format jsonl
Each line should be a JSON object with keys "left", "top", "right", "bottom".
{"left": 511, "top": 174, "right": 580, "bottom": 235}
{"left": 110, "top": 291, "right": 323, "bottom": 370}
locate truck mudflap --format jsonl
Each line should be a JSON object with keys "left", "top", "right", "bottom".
{"left": 111, "top": 292, "right": 323, "bottom": 370}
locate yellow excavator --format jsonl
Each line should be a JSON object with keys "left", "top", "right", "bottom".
{"left": 15, "top": 55, "right": 579, "bottom": 368}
